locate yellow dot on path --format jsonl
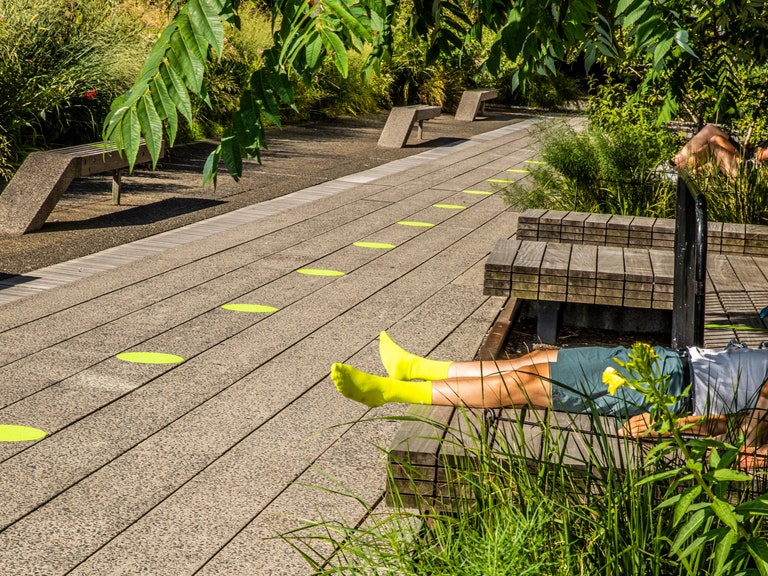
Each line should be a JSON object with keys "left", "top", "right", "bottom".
{"left": 0, "top": 425, "right": 47, "bottom": 442}
{"left": 487, "top": 179, "right": 513, "bottom": 183}
{"left": 397, "top": 221, "right": 434, "bottom": 227}
{"left": 524, "top": 160, "right": 547, "bottom": 165}
{"left": 353, "top": 241, "right": 395, "bottom": 249}
{"left": 506, "top": 169, "right": 530, "bottom": 173}
{"left": 433, "top": 204, "right": 466, "bottom": 210}
{"left": 297, "top": 268, "right": 345, "bottom": 277}
{"left": 117, "top": 352, "right": 185, "bottom": 364}
{"left": 222, "top": 303, "right": 278, "bottom": 313}
{"left": 462, "top": 190, "right": 493, "bottom": 195}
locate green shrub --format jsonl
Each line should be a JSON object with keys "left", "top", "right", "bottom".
{"left": 502, "top": 120, "right": 679, "bottom": 218}
{"left": 0, "top": 0, "right": 146, "bottom": 171}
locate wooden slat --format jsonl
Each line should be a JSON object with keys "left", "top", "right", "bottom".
{"left": 539, "top": 242, "right": 571, "bottom": 300}
{"left": 606, "top": 214, "right": 633, "bottom": 245}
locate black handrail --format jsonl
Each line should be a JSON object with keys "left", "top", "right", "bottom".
{"left": 671, "top": 170, "right": 707, "bottom": 349}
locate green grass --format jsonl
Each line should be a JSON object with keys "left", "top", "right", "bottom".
{"left": 284, "top": 401, "right": 768, "bottom": 575}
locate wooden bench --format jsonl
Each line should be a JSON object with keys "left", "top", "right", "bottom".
{"left": 0, "top": 139, "right": 163, "bottom": 235}
{"left": 377, "top": 105, "right": 442, "bottom": 148}
{"left": 388, "top": 173, "right": 768, "bottom": 509}
{"left": 516, "top": 208, "right": 768, "bottom": 256}
{"left": 484, "top": 238, "right": 674, "bottom": 309}
{"left": 454, "top": 88, "right": 499, "bottom": 122}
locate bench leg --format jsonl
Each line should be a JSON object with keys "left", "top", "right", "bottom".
{"left": 535, "top": 301, "right": 562, "bottom": 345}
{"left": 417, "top": 120, "right": 424, "bottom": 140}
{"left": 112, "top": 169, "right": 123, "bottom": 205}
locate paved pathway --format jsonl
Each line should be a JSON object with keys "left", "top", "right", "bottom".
{"left": 0, "top": 117, "right": 541, "bottom": 574}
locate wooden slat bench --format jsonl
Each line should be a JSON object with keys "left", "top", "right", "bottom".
{"left": 377, "top": 105, "right": 442, "bottom": 148}
{"left": 517, "top": 208, "right": 768, "bottom": 257}
{"left": 454, "top": 88, "right": 499, "bottom": 122}
{"left": 0, "top": 139, "right": 163, "bottom": 235}
{"left": 484, "top": 238, "right": 674, "bottom": 309}
{"left": 388, "top": 172, "right": 768, "bottom": 510}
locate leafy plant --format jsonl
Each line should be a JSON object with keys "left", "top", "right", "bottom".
{"left": 0, "top": 0, "right": 145, "bottom": 173}
{"left": 502, "top": 120, "right": 679, "bottom": 218}
{"left": 603, "top": 343, "right": 768, "bottom": 575}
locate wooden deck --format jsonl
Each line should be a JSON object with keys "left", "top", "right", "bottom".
{"left": 0, "top": 116, "right": 543, "bottom": 574}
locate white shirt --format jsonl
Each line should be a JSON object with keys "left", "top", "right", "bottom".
{"left": 689, "top": 346, "right": 768, "bottom": 416}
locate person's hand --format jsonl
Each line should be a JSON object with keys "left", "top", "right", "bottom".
{"left": 738, "top": 445, "right": 768, "bottom": 470}
{"left": 621, "top": 413, "right": 656, "bottom": 437}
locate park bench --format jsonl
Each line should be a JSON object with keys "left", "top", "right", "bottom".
{"left": 0, "top": 139, "right": 163, "bottom": 235}
{"left": 387, "top": 171, "right": 739, "bottom": 509}
{"left": 377, "top": 104, "right": 442, "bottom": 148}
{"left": 515, "top": 208, "right": 768, "bottom": 256}
{"left": 454, "top": 88, "right": 499, "bottom": 122}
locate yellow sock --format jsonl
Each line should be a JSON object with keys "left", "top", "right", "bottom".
{"left": 379, "top": 331, "right": 452, "bottom": 381}
{"left": 331, "top": 363, "right": 433, "bottom": 407}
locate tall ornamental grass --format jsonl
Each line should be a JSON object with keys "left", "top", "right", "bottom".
{"left": 501, "top": 120, "right": 680, "bottom": 218}
{"left": 0, "top": 0, "right": 146, "bottom": 179}
{"left": 285, "top": 345, "right": 768, "bottom": 575}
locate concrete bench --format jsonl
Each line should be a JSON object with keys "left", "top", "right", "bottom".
{"left": 377, "top": 105, "right": 442, "bottom": 148}
{"left": 454, "top": 88, "right": 499, "bottom": 122}
{"left": 516, "top": 208, "right": 768, "bottom": 256}
{"left": 0, "top": 139, "right": 163, "bottom": 235}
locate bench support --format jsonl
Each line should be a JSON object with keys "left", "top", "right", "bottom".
{"left": 671, "top": 172, "right": 707, "bottom": 349}
{"left": 455, "top": 89, "right": 499, "bottom": 122}
{"left": 535, "top": 301, "right": 562, "bottom": 345}
{"left": 378, "top": 105, "right": 441, "bottom": 148}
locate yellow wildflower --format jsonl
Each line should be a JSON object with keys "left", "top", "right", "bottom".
{"left": 602, "top": 367, "right": 627, "bottom": 395}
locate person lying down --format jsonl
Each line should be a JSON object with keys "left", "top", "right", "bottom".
{"left": 331, "top": 332, "right": 768, "bottom": 451}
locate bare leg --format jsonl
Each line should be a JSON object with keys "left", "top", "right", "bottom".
{"left": 379, "top": 330, "right": 558, "bottom": 381}
{"left": 447, "top": 349, "right": 559, "bottom": 379}
{"left": 331, "top": 361, "right": 553, "bottom": 409}
{"left": 433, "top": 364, "right": 553, "bottom": 408}
{"left": 673, "top": 124, "right": 742, "bottom": 177}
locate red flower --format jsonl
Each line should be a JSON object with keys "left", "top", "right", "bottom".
{"left": 83, "top": 89, "right": 97, "bottom": 100}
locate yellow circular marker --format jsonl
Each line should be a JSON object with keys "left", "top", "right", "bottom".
{"left": 462, "top": 190, "right": 493, "bottom": 195}
{"left": 433, "top": 204, "right": 466, "bottom": 210}
{"left": 524, "top": 160, "right": 547, "bottom": 165}
{"left": 0, "top": 425, "right": 47, "bottom": 442}
{"left": 506, "top": 169, "right": 530, "bottom": 174}
{"left": 117, "top": 352, "right": 185, "bottom": 364}
{"left": 353, "top": 241, "right": 396, "bottom": 249}
{"left": 222, "top": 303, "right": 278, "bottom": 313}
{"left": 296, "top": 268, "right": 345, "bottom": 277}
{"left": 397, "top": 221, "right": 434, "bottom": 227}
{"left": 487, "top": 179, "right": 513, "bottom": 183}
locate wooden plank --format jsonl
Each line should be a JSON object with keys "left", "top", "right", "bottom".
{"left": 745, "top": 224, "right": 768, "bottom": 256}
{"left": 605, "top": 214, "right": 633, "bottom": 245}
{"left": 540, "top": 242, "right": 572, "bottom": 277}
{"left": 485, "top": 239, "right": 519, "bottom": 273}
{"left": 539, "top": 210, "right": 569, "bottom": 238}
{"left": 648, "top": 249, "right": 674, "bottom": 284}
{"left": 511, "top": 240, "right": 547, "bottom": 274}
{"left": 623, "top": 247, "right": 653, "bottom": 284}
{"left": 539, "top": 242, "right": 571, "bottom": 300}
{"left": 389, "top": 405, "right": 456, "bottom": 467}
{"left": 596, "top": 246, "right": 625, "bottom": 283}
{"left": 561, "top": 211, "right": 588, "bottom": 243}
{"left": 629, "top": 216, "right": 655, "bottom": 244}
{"left": 652, "top": 217, "right": 675, "bottom": 249}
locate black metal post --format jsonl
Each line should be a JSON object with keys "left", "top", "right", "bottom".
{"left": 671, "top": 171, "right": 707, "bottom": 349}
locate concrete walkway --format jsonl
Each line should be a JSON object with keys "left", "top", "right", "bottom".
{"left": 0, "top": 116, "right": 541, "bottom": 574}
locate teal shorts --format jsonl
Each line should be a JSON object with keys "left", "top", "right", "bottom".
{"left": 549, "top": 346, "right": 686, "bottom": 418}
